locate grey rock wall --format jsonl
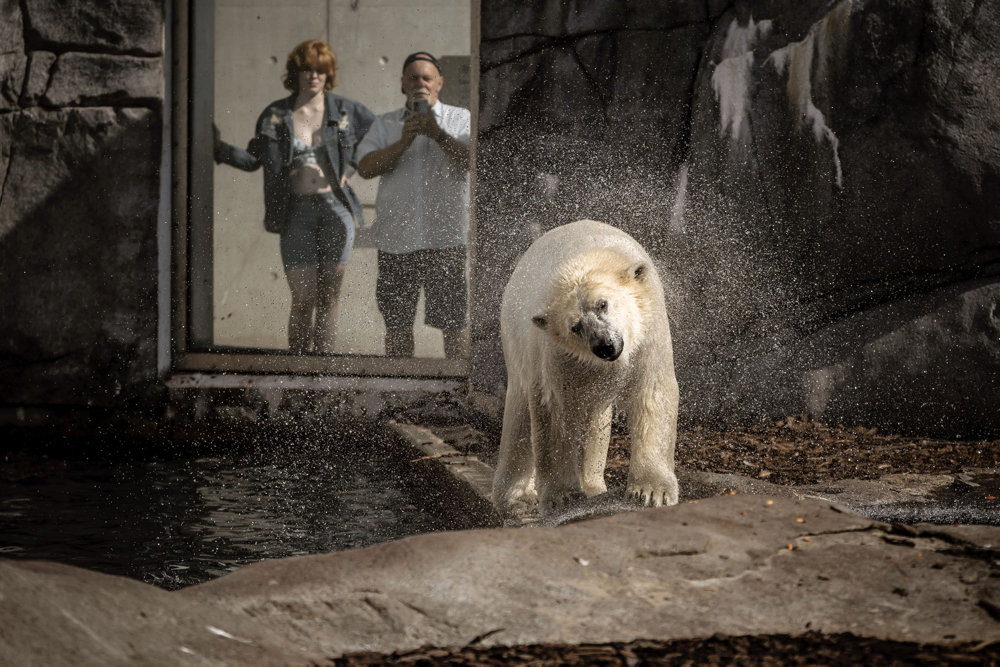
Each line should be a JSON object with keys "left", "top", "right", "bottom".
{"left": 473, "top": 0, "right": 1000, "bottom": 437}
{"left": 0, "top": 0, "right": 995, "bottom": 434}
{"left": 0, "top": 0, "right": 163, "bottom": 408}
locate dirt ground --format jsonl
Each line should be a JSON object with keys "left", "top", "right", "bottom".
{"left": 407, "top": 412, "right": 1000, "bottom": 488}
{"left": 608, "top": 414, "right": 1000, "bottom": 488}
{"left": 334, "top": 633, "right": 1000, "bottom": 665}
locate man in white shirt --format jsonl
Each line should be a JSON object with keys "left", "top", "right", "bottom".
{"left": 357, "top": 51, "right": 471, "bottom": 358}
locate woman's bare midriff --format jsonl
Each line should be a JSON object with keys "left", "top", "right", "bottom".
{"left": 290, "top": 163, "right": 333, "bottom": 196}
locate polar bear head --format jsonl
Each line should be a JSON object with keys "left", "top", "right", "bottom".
{"left": 532, "top": 249, "right": 652, "bottom": 365}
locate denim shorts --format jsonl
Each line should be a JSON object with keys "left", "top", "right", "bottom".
{"left": 280, "top": 192, "right": 354, "bottom": 268}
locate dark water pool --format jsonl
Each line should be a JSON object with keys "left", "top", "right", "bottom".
{"left": 0, "top": 429, "right": 463, "bottom": 590}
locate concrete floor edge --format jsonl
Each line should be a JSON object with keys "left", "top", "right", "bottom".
{"left": 387, "top": 420, "right": 498, "bottom": 517}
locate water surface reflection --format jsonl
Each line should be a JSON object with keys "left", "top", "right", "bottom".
{"left": 1, "top": 433, "right": 453, "bottom": 590}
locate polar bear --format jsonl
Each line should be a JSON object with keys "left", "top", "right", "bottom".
{"left": 493, "top": 219, "right": 679, "bottom": 518}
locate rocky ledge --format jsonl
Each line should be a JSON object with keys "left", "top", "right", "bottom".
{"left": 2, "top": 493, "right": 999, "bottom": 665}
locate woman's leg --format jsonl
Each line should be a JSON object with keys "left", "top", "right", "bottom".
{"left": 312, "top": 194, "right": 354, "bottom": 355}
{"left": 281, "top": 195, "right": 327, "bottom": 354}
{"left": 313, "top": 263, "right": 346, "bottom": 354}
{"left": 285, "top": 266, "right": 317, "bottom": 353}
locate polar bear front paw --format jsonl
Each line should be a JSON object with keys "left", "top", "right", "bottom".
{"left": 494, "top": 477, "right": 538, "bottom": 517}
{"left": 626, "top": 471, "right": 679, "bottom": 507}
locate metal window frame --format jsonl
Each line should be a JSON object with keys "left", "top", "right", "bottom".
{"left": 169, "top": 0, "right": 479, "bottom": 381}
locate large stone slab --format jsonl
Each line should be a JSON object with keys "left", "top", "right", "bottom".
{"left": 187, "top": 496, "right": 999, "bottom": 657}
{"left": 0, "top": 1, "right": 25, "bottom": 109}
{"left": 43, "top": 53, "right": 162, "bottom": 106}
{"left": 23, "top": 0, "right": 163, "bottom": 56}
{"left": 19, "top": 51, "right": 56, "bottom": 106}
{"left": 0, "top": 54, "right": 26, "bottom": 110}
{"left": 681, "top": 279, "right": 1000, "bottom": 436}
{"left": 0, "top": 107, "right": 160, "bottom": 407}
{"left": 0, "top": 560, "right": 316, "bottom": 666}
{"left": 3, "top": 496, "right": 999, "bottom": 664}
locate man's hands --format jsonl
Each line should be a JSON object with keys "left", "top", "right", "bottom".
{"left": 358, "top": 108, "right": 468, "bottom": 178}
{"left": 402, "top": 111, "right": 443, "bottom": 145}
{"left": 408, "top": 109, "right": 469, "bottom": 170}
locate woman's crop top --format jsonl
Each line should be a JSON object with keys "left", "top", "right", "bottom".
{"left": 291, "top": 136, "right": 331, "bottom": 170}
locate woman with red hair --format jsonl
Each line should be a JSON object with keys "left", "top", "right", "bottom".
{"left": 215, "top": 40, "right": 374, "bottom": 354}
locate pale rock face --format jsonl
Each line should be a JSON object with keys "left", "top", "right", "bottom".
{"left": 493, "top": 219, "right": 680, "bottom": 519}
{"left": 712, "top": 3, "right": 850, "bottom": 186}
{"left": 712, "top": 15, "right": 773, "bottom": 144}
{"left": 766, "top": 0, "right": 852, "bottom": 187}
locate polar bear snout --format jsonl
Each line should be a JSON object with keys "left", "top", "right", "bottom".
{"left": 590, "top": 329, "right": 623, "bottom": 361}
{"left": 579, "top": 314, "right": 623, "bottom": 361}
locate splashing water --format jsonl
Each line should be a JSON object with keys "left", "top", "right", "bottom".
{"left": 669, "top": 162, "right": 689, "bottom": 234}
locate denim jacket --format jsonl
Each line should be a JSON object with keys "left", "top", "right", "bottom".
{"left": 214, "top": 92, "right": 375, "bottom": 233}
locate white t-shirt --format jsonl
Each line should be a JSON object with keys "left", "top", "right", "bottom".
{"left": 356, "top": 101, "right": 471, "bottom": 254}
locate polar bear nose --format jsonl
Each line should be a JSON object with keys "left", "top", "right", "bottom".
{"left": 591, "top": 332, "right": 623, "bottom": 361}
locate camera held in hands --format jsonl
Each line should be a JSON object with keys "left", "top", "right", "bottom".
{"left": 412, "top": 99, "right": 430, "bottom": 115}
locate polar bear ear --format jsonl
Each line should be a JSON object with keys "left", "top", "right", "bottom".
{"left": 531, "top": 314, "right": 548, "bottom": 330}
{"left": 626, "top": 262, "right": 648, "bottom": 282}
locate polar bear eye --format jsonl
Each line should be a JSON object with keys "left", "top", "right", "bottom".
{"left": 570, "top": 322, "right": 583, "bottom": 336}
{"left": 595, "top": 299, "right": 608, "bottom": 312}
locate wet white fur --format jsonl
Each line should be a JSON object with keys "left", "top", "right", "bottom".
{"left": 493, "top": 219, "right": 679, "bottom": 518}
